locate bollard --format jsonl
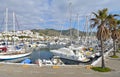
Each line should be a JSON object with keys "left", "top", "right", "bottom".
{"left": 0, "top": 64, "right": 3, "bottom": 66}
{"left": 52, "top": 65, "right": 60, "bottom": 69}
{"left": 35, "top": 59, "right": 42, "bottom": 67}
{"left": 22, "top": 64, "right": 29, "bottom": 68}
{"left": 85, "top": 65, "right": 92, "bottom": 70}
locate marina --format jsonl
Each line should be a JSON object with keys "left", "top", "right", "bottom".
{"left": 0, "top": 0, "right": 120, "bottom": 77}
{"left": 0, "top": 43, "right": 112, "bottom": 66}
{"left": 0, "top": 6, "right": 110, "bottom": 66}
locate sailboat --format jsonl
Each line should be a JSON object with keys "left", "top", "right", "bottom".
{"left": 0, "top": 8, "right": 32, "bottom": 60}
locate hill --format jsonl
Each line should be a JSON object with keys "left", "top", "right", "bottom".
{"left": 31, "top": 28, "right": 95, "bottom": 38}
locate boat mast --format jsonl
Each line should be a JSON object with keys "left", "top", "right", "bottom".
{"left": 59, "top": 23, "right": 63, "bottom": 39}
{"left": 13, "top": 12, "right": 16, "bottom": 48}
{"left": 69, "top": 2, "right": 72, "bottom": 45}
{"left": 89, "top": 14, "right": 93, "bottom": 46}
{"left": 5, "top": 8, "right": 8, "bottom": 46}
{"left": 77, "top": 13, "right": 80, "bottom": 42}
{"left": 85, "top": 16, "right": 88, "bottom": 46}
{"left": 5, "top": 8, "right": 8, "bottom": 34}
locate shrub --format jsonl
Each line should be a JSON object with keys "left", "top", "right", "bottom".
{"left": 91, "top": 67, "right": 111, "bottom": 72}
{"left": 110, "top": 55, "right": 119, "bottom": 58}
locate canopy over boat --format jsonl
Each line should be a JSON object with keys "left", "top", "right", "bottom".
{"left": 21, "top": 58, "right": 31, "bottom": 64}
{"left": 0, "top": 47, "right": 7, "bottom": 52}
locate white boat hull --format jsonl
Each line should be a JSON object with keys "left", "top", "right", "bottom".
{"left": 50, "top": 50, "right": 90, "bottom": 63}
{"left": 0, "top": 52, "right": 32, "bottom": 60}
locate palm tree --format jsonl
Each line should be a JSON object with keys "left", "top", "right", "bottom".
{"left": 117, "top": 29, "right": 120, "bottom": 50}
{"left": 116, "top": 21, "right": 120, "bottom": 51}
{"left": 108, "top": 15, "right": 120, "bottom": 55}
{"left": 111, "top": 29, "right": 119, "bottom": 55}
{"left": 90, "top": 8, "right": 111, "bottom": 68}
{"left": 111, "top": 20, "right": 120, "bottom": 56}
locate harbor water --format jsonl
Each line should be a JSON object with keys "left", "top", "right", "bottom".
{"left": 30, "top": 49, "right": 53, "bottom": 63}
{"left": 0, "top": 48, "right": 98, "bottom": 65}
{"left": 30, "top": 49, "right": 94, "bottom": 65}
{"left": 0, "top": 49, "right": 53, "bottom": 63}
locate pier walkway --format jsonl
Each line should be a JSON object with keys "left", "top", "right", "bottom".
{"left": 0, "top": 53, "right": 120, "bottom": 77}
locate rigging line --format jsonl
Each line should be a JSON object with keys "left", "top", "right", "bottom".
{"left": 59, "top": 23, "right": 64, "bottom": 38}
{"left": 15, "top": 14, "right": 20, "bottom": 30}
{"left": 77, "top": 13, "right": 80, "bottom": 41}
{"left": 0, "top": 18, "right": 4, "bottom": 31}
{"left": 68, "top": 2, "right": 73, "bottom": 45}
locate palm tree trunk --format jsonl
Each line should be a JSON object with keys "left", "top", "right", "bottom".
{"left": 116, "top": 40, "right": 119, "bottom": 52}
{"left": 113, "top": 39, "right": 116, "bottom": 56}
{"left": 118, "top": 40, "right": 120, "bottom": 49}
{"left": 100, "top": 39, "right": 105, "bottom": 68}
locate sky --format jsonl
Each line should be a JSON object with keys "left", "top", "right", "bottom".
{"left": 0, "top": 0, "right": 120, "bottom": 31}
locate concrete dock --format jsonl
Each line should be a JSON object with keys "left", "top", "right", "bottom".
{"left": 0, "top": 53, "right": 120, "bottom": 77}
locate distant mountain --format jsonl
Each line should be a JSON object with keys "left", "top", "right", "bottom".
{"left": 31, "top": 28, "right": 96, "bottom": 38}
{"left": 61, "top": 28, "right": 86, "bottom": 36}
{"left": 31, "top": 29, "right": 60, "bottom": 36}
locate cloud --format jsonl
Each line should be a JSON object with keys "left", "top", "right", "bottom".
{"left": 0, "top": 0, "right": 120, "bottom": 31}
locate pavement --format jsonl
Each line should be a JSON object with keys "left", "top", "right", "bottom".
{"left": 0, "top": 52, "right": 120, "bottom": 77}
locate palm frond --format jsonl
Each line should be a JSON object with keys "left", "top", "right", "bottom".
{"left": 111, "top": 30, "right": 119, "bottom": 40}
{"left": 90, "top": 18, "right": 99, "bottom": 28}
{"left": 113, "top": 14, "right": 120, "bottom": 17}
{"left": 92, "top": 12, "right": 99, "bottom": 18}
{"left": 117, "top": 20, "right": 120, "bottom": 24}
